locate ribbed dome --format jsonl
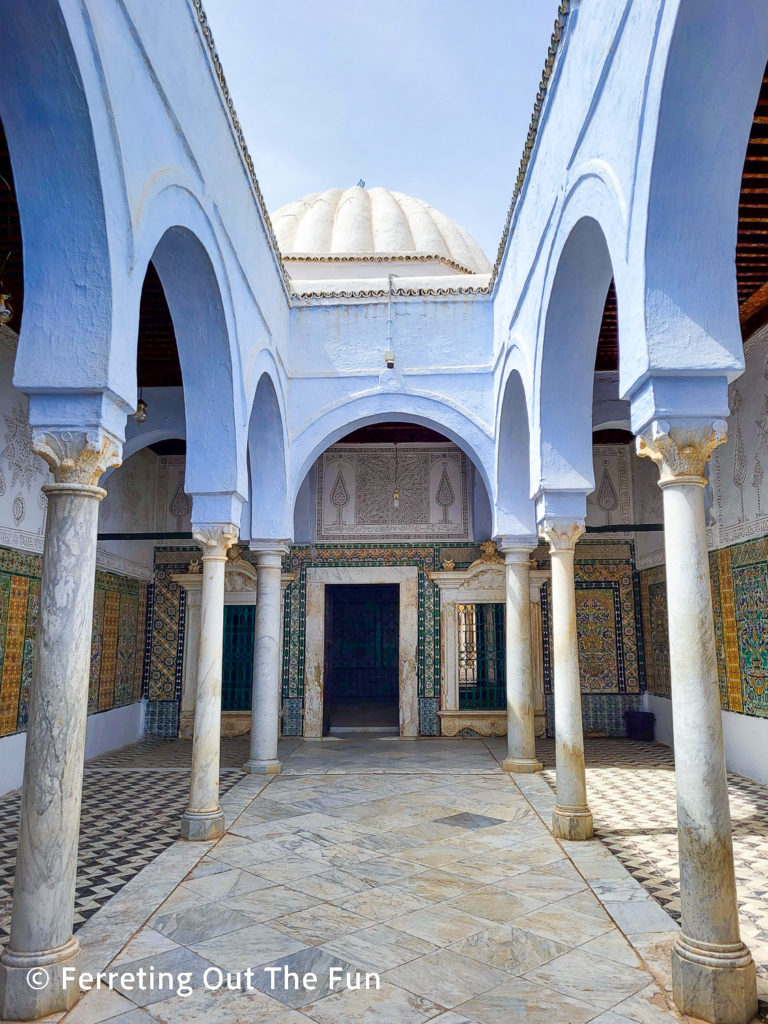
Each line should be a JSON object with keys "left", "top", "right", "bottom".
{"left": 272, "top": 186, "right": 491, "bottom": 275}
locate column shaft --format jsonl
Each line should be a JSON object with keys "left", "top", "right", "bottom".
{"left": 181, "top": 524, "right": 237, "bottom": 841}
{"left": 501, "top": 547, "right": 542, "bottom": 773}
{"left": 245, "top": 549, "right": 285, "bottom": 773}
{"left": 638, "top": 418, "right": 756, "bottom": 1023}
{"left": 541, "top": 519, "right": 593, "bottom": 840}
{"left": 0, "top": 431, "right": 120, "bottom": 1021}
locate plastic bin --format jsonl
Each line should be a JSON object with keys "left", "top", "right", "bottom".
{"left": 624, "top": 710, "right": 655, "bottom": 741}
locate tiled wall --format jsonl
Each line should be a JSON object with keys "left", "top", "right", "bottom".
{"left": 0, "top": 545, "right": 147, "bottom": 737}
{"left": 539, "top": 541, "right": 645, "bottom": 696}
{"left": 641, "top": 537, "right": 768, "bottom": 719}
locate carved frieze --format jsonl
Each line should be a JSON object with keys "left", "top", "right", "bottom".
{"left": 317, "top": 443, "right": 471, "bottom": 541}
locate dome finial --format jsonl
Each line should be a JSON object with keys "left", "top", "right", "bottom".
{"left": 357, "top": 179, "right": 365, "bottom": 188}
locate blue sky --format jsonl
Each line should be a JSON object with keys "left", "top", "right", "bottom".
{"left": 204, "top": 1, "right": 561, "bottom": 261}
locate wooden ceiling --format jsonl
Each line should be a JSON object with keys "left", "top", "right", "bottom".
{"left": 737, "top": 60, "right": 768, "bottom": 339}
{"left": 137, "top": 264, "right": 182, "bottom": 387}
{"left": 0, "top": 120, "right": 23, "bottom": 331}
{"left": 340, "top": 423, "right": 449, "bottom": 444}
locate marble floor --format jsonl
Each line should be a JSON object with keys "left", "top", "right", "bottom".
{"left": 2, "top": 736, "right": 766, "bottom": 1022}
{"left": 30, "top": 737, "right": 691, "bottom": 1024}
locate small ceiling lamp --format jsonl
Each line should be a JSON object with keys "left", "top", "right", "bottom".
{"left": 133, "top": 389, "right": 148, "bottom": 424}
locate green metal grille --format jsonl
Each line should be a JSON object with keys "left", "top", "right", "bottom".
{"left": 458, "top": 602, "right": 506, "bottom": 710}
{"left": 222, "top": 604, "right": 255, "bottom": 711}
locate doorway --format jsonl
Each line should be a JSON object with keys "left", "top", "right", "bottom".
{"left": 323, "top": 584, "right": 399, "bottom": 732}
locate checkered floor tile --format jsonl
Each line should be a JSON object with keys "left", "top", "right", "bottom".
{"left": 0, "top": 740, "right": 244, "bottom": 947}
{"left": 536, "top": 738, "right": 768, "bottom": 984}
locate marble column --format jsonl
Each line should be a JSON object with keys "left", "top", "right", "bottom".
{"left": 499, "top": 540, "right": 542, "bottom": 773}
{"left": 637, "top": 418, "right": 757, "bottom": 1024}
{"left": 244, "top": 545, "right": 287, "bottom": 773}
{"left": 0, "top": 429, "right": 121, "bottom": 1021}
{"left": 180, "top": 522, "right": 238, "bottom": 841}
{"left": 539, "top": 518, "right": 593, "bottom": 841}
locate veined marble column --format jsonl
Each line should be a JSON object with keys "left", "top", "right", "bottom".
{"left": 638, "top": 419, "right": 757, "bottom": 1024}
{"left": 245, "top": 545, "right": 287, "bottom": 774}
{"left": 499, "top": 540, "right": 542, "bottom": 773}
{"left": 180, "top": 522, "right": 238, "bottom": 841}
{"left": 539, "top": 518, "right": 593, "bottom": 841}
{"left": 0, "top": 429, "right": 121, "bottom": 1021}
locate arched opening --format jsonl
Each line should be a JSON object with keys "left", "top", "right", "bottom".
{"left": 288, "top": 416, "right": 495, "bottom": 738}
{"left": 247, "top": 372, "right": 289, "bottom": 542}
{"left": 642, "top": 0, "right": 768, "bottom": 372}
{"left": 537, "top": 216, "right": 615, "bottom": 497}
{"left": 495, "top": 369, "right": 535, "bottom": 538}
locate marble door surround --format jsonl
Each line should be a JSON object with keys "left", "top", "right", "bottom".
{"left": 303, "top": 566, "right": 419, "bottom": 737}
{"left": 429, "top": 552, "right": 547, "bottom": 739}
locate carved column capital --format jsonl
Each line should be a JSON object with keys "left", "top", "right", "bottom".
{"left": 32, "top": 429, "right": 122, "bottom": 487}
{"left": 192, "top": 523, "right": 239, "bottom": 560}
{"left": 539, "top": 518, "right": 585, "bottom": 553}
{"left": 636, "top": 418, "right": 727, "bottom": 486}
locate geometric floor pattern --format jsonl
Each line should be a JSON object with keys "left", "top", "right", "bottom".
{"left": 67, "top": 736, "right": 687, "bottom": 1023}
{"left": 530, "top": 737, "right": 768, "bottom": 994}
{"left": 0, "top": 739, "right": 244, "bottom": 948}
{"left": 1, "top": 735, "right": 767, "bottom": 1020}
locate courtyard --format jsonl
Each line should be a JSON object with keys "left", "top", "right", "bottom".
{"left": 2, "top": 736, "right": 766, "bottom": 1023}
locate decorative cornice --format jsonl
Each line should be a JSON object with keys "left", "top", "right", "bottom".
{"left": 636, "top": 418, "right": 728, "bottom": 486}
{"left": 291, "top": 281, "right": 492, "bottom": 302}
{"left": 192, "top": 522, "right": 239, "bottom": 559}
{"left": 284, "top": 251, "right": 480, "bottom": 276}
{"left": 492, "top": 1, "right": 571, "bottom": 287}
{"left": 191, "top": 0, "right": 291, "bottom": 299}
{"left": 32, "top": 428, "right": 122, "bottom": 486}
{"left": 540, "top": 517, "right": 585, "bottom": 552}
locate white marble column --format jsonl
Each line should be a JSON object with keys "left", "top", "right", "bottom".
{"left": 539, "top": 518, "right": 593, "bottom": 841}
{"left": 638, "top": 418, "right": 757, "bottom": 1024}
{"left": 0, "top": 429, "right": 121, "bottom": 1021}
{"left": 499, "top": 539, "right": 542, "bottom": 773}
{"left": 244, "top": 545, "right": 288, "bottom": 773}
{"left": 180, "top": 522, "right": 238, "bottom": 841}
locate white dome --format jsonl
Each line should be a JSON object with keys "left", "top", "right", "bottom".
{"left": 272, "top": 186, "right": 491, "bottom": 276}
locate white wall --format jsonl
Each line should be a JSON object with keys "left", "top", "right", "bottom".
{"left": 0, "top": 702, "right": 145, "bottom": 798}
{"left": 645, "top": 694, "right": 768, "bottom": 786}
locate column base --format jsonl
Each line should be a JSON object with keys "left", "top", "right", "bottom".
{"left": 242, "top": 758, "right": 282, "bottom": 775}
{"left": 671, "top": 935, "right": 757, "bottom": 1024}
{"left": 502, "top": 756, "right": 543, "bottom": 774}
{"left": 180, "top": 808, "right": 225, "bottom": 841}
{"left": 552, "top": 804, "right": 593, "bottom": 840}
{"left": 0, "top": 935, "right": 81, "bottom": 1021}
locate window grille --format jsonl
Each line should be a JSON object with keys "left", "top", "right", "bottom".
{"left": 457, "top": 602, "right": 506, "bottom": 710}
{"left": 222, "top": 604, "right": 255, "bottom": 711}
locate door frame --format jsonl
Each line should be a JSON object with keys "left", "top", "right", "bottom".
{"left": 304, "top": 566, "right": 419, "bottom": 737}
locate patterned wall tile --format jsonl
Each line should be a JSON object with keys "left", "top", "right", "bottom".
{"left": 0, "top": 575, "right": 28, "bottom": 735}
{"left": 640, "top": 535, "right": 768, "bottom": 719}
{"left": 541, "top": 543, "right": 643, "bottom": 696}
{"left": 0, "top": 544, "right": 147, "bottom": 737}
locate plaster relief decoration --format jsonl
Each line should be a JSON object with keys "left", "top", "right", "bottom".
{"left": 2, "top": 402, "right": 45, "bottom": 493}
{"left": 317, "top": 443, "right": 470, "bottom": 541}
{"left": 156, "top": 455, "right": 191, "bottom": 533}
{"left": 586, "top": 445, "right": 632, "bottom": 528}
{"left": 711, "top": 331, "right": 768, "bottom": 546}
